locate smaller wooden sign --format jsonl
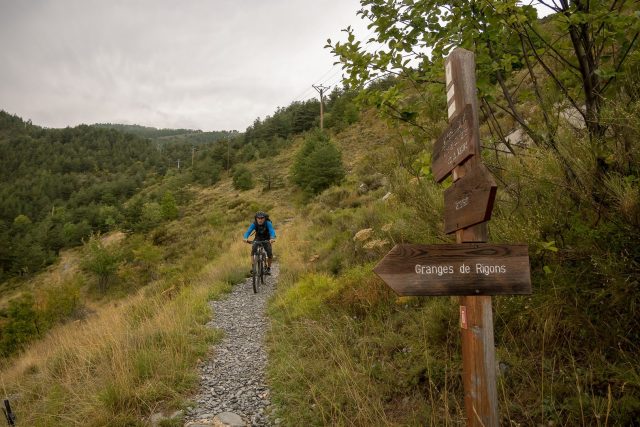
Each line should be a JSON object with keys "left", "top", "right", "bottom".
{"left": 443, "top": 163, "right": 497, "bottom": 234}
{"left": 373, "top": 243, "right": 531, "bottom": 296}
{"left": 432, "top": 104, "right": 475, "bottom": 182}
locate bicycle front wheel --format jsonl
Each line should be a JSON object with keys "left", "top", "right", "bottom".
{"left": 257, "top": 256, "right": 264, "bottom": 290}
{"left": 252, "top": 258, "right": 258, "bottom": 293}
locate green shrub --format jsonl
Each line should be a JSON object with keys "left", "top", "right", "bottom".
{"left": 0, "top": 293, "right": 40, "bottom": 357}
{"left": 140, "top": 201, "right": 163, "bottom": 232}
{"left": 81, "top": 235, "right": 122, "bottom": 293}
{"left": 192, "top": 157, "right": 222, "bottom": 185}
{"left": 232, "top": 165, "right": 254, "bottom": 190}
{"left": 161, "top": 191, "right": 179, "bottom": 220}
{"left": 40, "top": 277, "right": 83, "bottom": 326}
{"left": 291, "top": 130, "right": 345, "bottom": 196}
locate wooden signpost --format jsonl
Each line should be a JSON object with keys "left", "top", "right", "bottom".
{"left": 374, "top": 48, "right": 532, "bottom": 427}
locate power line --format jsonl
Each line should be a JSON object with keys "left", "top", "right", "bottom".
{"left": 291, "top": 27, "right": 386, "bottom": 103}
{"left": 312, "top": 63, "right": 343, "bottom": 87}
{"left": 318, "top": 67, "right": 344, "bottom": 88}
{"left": 290, "top": 63, "right": 341, "bottom": 102}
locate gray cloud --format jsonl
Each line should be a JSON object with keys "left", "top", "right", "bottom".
{"left": 0, "top": 0, "right": 367, "bottom": 131}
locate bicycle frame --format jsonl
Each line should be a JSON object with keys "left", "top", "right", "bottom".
{"left": 248, "top": 240, "right": 269, "bottom": 293}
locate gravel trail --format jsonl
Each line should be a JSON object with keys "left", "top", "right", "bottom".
{"left": 185, "top": 264, "right": 278, "bottom": 426}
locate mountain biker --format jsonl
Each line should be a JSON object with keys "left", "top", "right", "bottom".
{"left": 243, "top": 211, "right": 276, "bottom": 275}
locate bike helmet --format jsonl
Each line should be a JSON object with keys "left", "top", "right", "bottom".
{"left": 255, "top": 211, "right": 267, "bottom": 219}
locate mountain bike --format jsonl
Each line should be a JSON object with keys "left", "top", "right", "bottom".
{"left": 247, "top": 240, "right": 268, "bottom": 293}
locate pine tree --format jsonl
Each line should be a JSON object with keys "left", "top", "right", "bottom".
{"left": 291, "top": 130, "right": 345, "bottom": 196}
{"left": 161, "top": 191, "right": 179, "bottom": 220}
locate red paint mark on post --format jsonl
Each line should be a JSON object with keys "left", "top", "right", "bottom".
{"left": 460, "top": 306, "right": 468, "bottom": 329}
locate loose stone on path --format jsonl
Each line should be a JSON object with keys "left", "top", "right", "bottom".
{"left": 184, "top": 264, "right": 278, "bottom": 427}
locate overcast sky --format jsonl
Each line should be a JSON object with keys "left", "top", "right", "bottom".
{"left": 0, "top": 0, "right": 368, "bottom": 131}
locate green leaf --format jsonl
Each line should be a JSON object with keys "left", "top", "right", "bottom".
{"left": 541, "top": 240, "right": 558, "bottom": 253}
{"left": 594, "top": 68, "right": 617, "bottom": 79}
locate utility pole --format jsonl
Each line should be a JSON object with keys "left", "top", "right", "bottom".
{"left": 191, "top": 147, "right": 196, "bottom": 168}
{"left": 313, "top": 84, "right": 331, "bottom": 130}
{"left": 176, "top": 159, "right": 181, "bottom": 170}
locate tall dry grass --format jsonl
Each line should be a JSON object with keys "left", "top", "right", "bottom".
{"left": 267, "top": 211, "right": 467, "bottom": 426}
{"left": 0, "top": 236, "right": 251, "bottom": 426}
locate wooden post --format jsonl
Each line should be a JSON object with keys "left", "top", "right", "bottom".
{"left": 320, "top": 92, "right": 324, "bottom": 130}
{"left": 313, "top": 84, "right": 330, "bottom": 131}
{"left": 446, "top": 48, "right": 498, "bottom": 427}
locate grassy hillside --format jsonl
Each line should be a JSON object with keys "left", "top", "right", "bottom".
{"left": 266, "top": 108, "right": 640, "bottom": 425}
{"left": 1, "top": 6, "right": 639, "bottom": 422}
{"left": 2, "top": 91, "right": 638, "bottom": 424}
{"left": 0, "top": 163, "right": 295, "bottom": 425}
{"left": 0, "top": 108, "right": 312, "bottom": 424}
{"left": 263, "top": 2, "right": 640, "bottom": 423}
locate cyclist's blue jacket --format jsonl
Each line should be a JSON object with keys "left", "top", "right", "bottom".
{"left": 243, "top": 220, "right": 276, "bottom": 240}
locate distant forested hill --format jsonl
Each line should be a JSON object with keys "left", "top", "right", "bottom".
{"left": 0, "top": 111, "right": 165, "bottom": 279}
{"left": 0, "top": 111, "right": 239, "bottom": 281}
{"left": 0, "top": 88, "right": 355, "bottom": 282}
{"left": 91, "top": 123, "right": 239, "bottom": 144}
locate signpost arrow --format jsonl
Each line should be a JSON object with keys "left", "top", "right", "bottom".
{"left": 443, "top": 163, "right": 497, "bottom": 234}
{"left": 432, "top": 104, "right": 476, "bottom": 183}
{"left": 373, "top": 243, "right": 531, "bottom": 296}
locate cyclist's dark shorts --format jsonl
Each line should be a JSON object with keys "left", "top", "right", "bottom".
{"left": 252, "top": 240, "right": 273, "bottom": 258}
